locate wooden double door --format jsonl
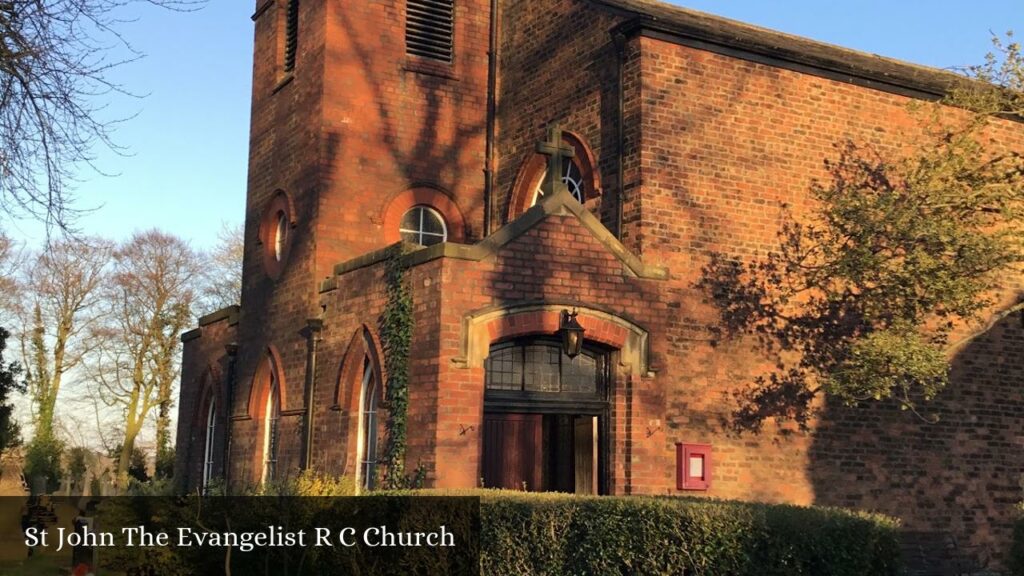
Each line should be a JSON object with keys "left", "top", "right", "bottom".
{"left": 482, "top": 412, "right": 599, "bottom": 494}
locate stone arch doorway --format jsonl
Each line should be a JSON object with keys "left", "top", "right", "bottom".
{"left": 461, "top": 303, "right": 651, "bottom": 496}
{"left": 482, "top": 337, "right": 611, "bottom": 494}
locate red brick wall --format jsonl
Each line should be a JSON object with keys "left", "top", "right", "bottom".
{"left": 633, "top": 35, "right": 1024, "bottom": 571}
{"left": 317, "top": 0, "right": 490, "bottom": 269}
{"left": 175, "top": 0, "right": 1024, "bottom": 571}
{"left": 176, "top": 317, "right": 235, "bottom": 492}
{"left": 433, "top": 219, "right": 670, "bottom": 491}
{"left": 221, "top": 0, "right": 493, "bottom": 488}
{"left": 312, "top": 255, "right": 446, "bottom": 486}
{"left": 495, "top": 0, "right": 623, "bottom": 233}
{"left": 228, "top": 0, "right": 329, "bottom": 488}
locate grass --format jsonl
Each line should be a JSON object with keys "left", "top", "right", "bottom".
{"left": 0, "top": 553, "right": 67, "bottom": 576}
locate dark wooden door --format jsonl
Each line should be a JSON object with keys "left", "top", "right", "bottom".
{"left": 574, "top": 416, "right": 597, "bottom": 494}
{"left": 482, "top": 413, "right": 542, "bottom": 491}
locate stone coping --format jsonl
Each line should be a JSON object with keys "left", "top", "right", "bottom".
{"left": 321, "top": 191, "right": 669, "bottom": 294}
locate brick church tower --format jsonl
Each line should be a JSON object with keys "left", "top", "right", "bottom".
{"left": 177, "top": 0, "right": 493, "bottom": 487}
{"left": 177, "top": 0, "right": 1024, "bottom": 571}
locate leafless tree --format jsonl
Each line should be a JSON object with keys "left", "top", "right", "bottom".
{"left": 0, "top": 0, "right": 204, "bottom": 232}
{"left": 0, "top": 230, "right": 19, "bottom": 313}
{"left": 199, "top": 221, "right": 243, "bottom": 313}
{"left": 16, "top": 237, "right": 111, "bottom": 441}
{"left": 91, "top": 229, "right": 199, "bottom": 484}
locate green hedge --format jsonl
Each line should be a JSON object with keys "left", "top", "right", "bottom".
{"left": 1010, "top": 515, "right": 1024, "bottom": 575}
{"left": 476, "top": 492, "right": 900, "bottom": 576}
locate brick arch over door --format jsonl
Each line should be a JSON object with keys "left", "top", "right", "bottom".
{"left": 461, "top": 303, "right": 649, "bottom": 376}
{"left": 333, "top": 326, "right": 386, "bottom": 480}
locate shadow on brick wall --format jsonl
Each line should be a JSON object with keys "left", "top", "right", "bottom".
{"left": 808, "top": 309, "right": 1024, "bottom": 575}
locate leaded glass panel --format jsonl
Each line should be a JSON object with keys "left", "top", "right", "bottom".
{"left": 563, "top": 352, "right": 599, "bottom": 394}
{"left": 523, "top": 344, "right": 560, "bottom": 392}
{"left": 485, "top": 346, "right": 522, "bottom": 390}
{"left": 485, "top": 339, "right": 606, "bottom": 396}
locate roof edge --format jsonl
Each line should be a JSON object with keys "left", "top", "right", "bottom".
{"left": 198, "top": 304, "right": 241, "bottom": 327}
{"left": 183, "top": 304, "right": 241, "bottom": 343}
{"left": 596, "top": 0, "right": 976, "bottom": 101}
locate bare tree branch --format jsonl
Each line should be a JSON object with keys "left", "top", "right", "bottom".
{"left": 0, "top": 0, "right": 206, "bottom": 233}
{"left": 89, "top": 229, "right": 199, "bottom": 485}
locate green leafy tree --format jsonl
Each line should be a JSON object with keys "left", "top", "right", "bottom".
{"left": 24, "top": 435, "right": 63, "bottom": 493}
{"left": 109, "top": 443, "right": 150, "bottom": 483}
{"left": 700, "top": 35, "right": 1024, "bottom": 431}
{"left": 155, "top": 446, "right": 174, "bottom": 480}
{"left": 129, "top": 446, "right": 150, "bottom": 483}
{"left": 67, "top": 446, "right": 89, "bottom": 494}
{"left": 0, "top": 327, "right": 23, "bottom": 453}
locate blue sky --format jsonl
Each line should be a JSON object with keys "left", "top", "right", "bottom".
{"left": 6, "top": 1, "right": 1023, "bottom": 250}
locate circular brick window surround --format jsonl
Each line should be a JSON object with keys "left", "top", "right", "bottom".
{"left": 260, "top": 192, "right": 294, "bottom": 279}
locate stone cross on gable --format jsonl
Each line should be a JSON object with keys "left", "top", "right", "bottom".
{"left": 536, "top": 124, "right": 575, "bottom": 199}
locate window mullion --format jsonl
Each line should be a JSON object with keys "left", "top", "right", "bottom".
{"left": 520, "top": 345, "right": 525, "bottom": 392}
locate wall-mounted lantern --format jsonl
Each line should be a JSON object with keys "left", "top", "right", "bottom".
{"left": 559, "top": 308, "right": 585, "bottom": 358}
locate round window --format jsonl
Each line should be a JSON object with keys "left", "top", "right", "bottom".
{"left": 399, "top": 206, "right": 447, "bottom": 246}
{"left": 274, "top": 211, "right": 287, "bottom": 262}
{"left": 532, "top": 159, "right": 584, "bottom": 206}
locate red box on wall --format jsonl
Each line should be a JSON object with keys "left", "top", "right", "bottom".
{"left": 676, "top": 443, "right": 712, "bottom": 491}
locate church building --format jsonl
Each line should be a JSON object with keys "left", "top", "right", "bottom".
{"left": 175, "top": 0, "right": 1024, "bottom": 571}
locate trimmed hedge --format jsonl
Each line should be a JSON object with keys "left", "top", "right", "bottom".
{"left": 1010, "top": 515, "right": 1024, "bottom": 575}
{"left": 474, "top": 491, "right": 901, "bottom": 576}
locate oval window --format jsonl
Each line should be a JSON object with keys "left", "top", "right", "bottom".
{"left": 274, "top": 211, "right": 288, "bottom": 262}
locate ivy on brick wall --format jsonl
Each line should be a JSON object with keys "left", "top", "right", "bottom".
{"left": 380, "top": 246, "right": 413, "bottom": 489}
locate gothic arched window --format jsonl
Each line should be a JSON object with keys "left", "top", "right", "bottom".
{"left": 262, "top": 372, "right": 280, "bottom": 485}
{"left": 203, "top": 398, "right": 217, "bottom": 489}
{"left": 358, "top": 357, "right": 379, "bottom": 490}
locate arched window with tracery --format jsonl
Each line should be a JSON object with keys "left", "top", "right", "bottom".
{"left": 357, "top": 357, "right": 380, "bottom": 490}
{"left": 262, "top": 371, "right": 280, "bottom": 485}
{"left": 508, "top": 130, "right": 602, "bottom": 221}
{"left": 533, "top": 157, "right": 586, "bottom": 205}
{"left": 203, "top": 397, "right": 217, "bottom": 489}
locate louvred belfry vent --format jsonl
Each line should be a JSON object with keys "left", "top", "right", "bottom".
{"left": 406, "top": 0, "right": 454, "bottom": 63}
{"left": 284, "top": 0, "right": 299, "bottom": 72}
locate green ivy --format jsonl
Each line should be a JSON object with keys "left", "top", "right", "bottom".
{"left": 380, "top": 246, "right": 413, "bottom": 489}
